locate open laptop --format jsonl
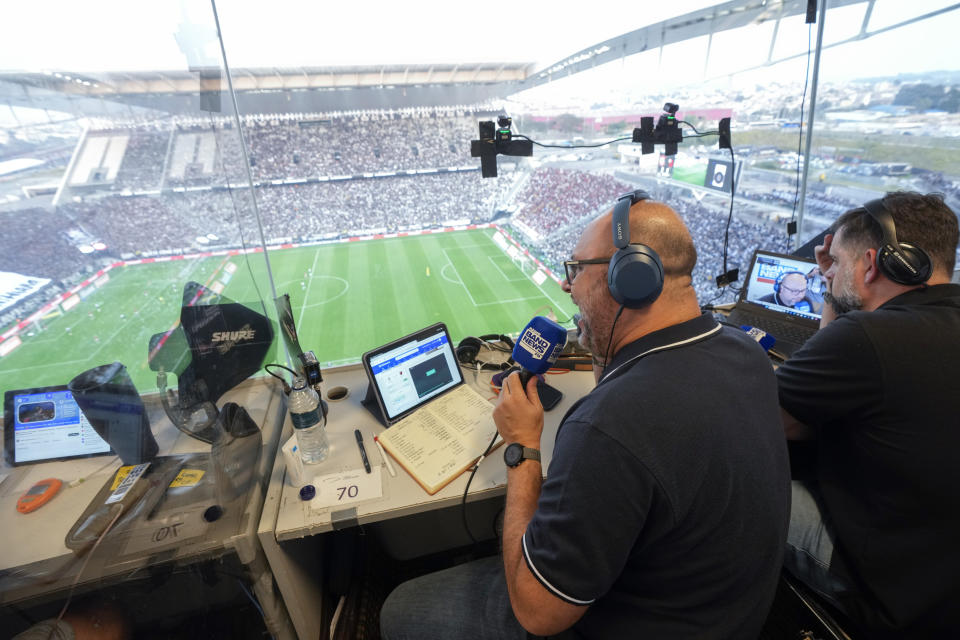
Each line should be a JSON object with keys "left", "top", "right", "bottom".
{"left": 726, "top": 250, "right": 824, "bottom": 358}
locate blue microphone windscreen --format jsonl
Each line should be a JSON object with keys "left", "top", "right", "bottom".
{"left": 513, "top": 316, "right": 568, "bottom": 375}
{"left": 741, "top": 325, "right": 776, "bottom": 352}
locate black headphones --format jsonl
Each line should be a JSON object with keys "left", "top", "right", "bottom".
{"left": 860, "top": 198, "right": 932, "bottom": 286}
{"left": 608, "top": 190, "right": 664, "bottom": 308}
{"left": 774, "top": 270, "right": 806, "bottom": 294}
{"left": 456, "top": 334, "right": 515, "bottom": 371}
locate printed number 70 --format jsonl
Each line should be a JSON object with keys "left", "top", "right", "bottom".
{"left": 337, "top": 485, "right": 359, "bottom": 500}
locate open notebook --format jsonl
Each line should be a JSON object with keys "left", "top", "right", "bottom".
{"left": 361, "top": 323, "right": 502, "bottom": 494}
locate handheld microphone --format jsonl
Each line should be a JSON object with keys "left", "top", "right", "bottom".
{"left": 512, "top": 316, "right": 568, "bottom": 387}
{"left": 740, "top": 325, "right": 776, "bottom": 353}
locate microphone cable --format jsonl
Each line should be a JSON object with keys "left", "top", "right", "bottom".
{"left": 597, "top": 304, "right": 626, "bottom": 383}
{"left": 461, "top": 429, "right": 501, "bottom": 544}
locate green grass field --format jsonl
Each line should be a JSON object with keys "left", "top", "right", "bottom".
{"left": 0, "top": 229, "right": 577, "bottom": 394}
{"left": 672, "top": 165, "right": 708, "bottom": 187}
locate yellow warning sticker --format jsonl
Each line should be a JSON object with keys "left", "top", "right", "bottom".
{"left": 169, "top": 469, "right": 205, "bottom": 488}
{"left": 110, "top": 466, "right": 135, "bottom": 491}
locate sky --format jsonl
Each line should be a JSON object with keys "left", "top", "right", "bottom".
{"left": 0, "top": 0, "right": 957, "bottom": 127}
{"left": 0, "top": 0, "right": 956, "bottom": 78}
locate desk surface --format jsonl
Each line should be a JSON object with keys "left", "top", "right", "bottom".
{"left": 264, "top": 364, "right": 596, "bottom": 542}
{"left": 0, "top": 378, "right": 285, "bottom": 605}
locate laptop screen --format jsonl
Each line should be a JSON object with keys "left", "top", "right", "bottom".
{"left": 4, "top": 387, "right": 112, "bottom": 465}
{"left": 742, "top": 250, "right": 825, "bottom": 322}
{"left": 363, "top": 323, "right": 463, "bottom": 423}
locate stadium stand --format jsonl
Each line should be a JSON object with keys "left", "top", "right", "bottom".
{"left": 2, "top": 107, "right": 839, "bottom": 325}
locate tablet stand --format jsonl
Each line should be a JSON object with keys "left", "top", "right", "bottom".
{"left": 361, "top": 383, "right": 389, "bottom": 427}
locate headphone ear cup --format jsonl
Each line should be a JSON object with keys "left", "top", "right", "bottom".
{"left": 878, "top": 243, "right": 933, "bottom": 286}
{"left": 607, "top": 246, "right": 665, "bottom": 308}
{"left": 456, "top": 337, "right": 483, "bottom": 365}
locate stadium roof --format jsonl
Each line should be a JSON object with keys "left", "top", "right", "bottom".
{"left": 0, "top": 63, "right": 534, "bottom": 116}
{"left": 2, "top": 0, "right": 952, "bottom": 117}
{"left": 0, "top": 63, "right": 532, "bottom": 96}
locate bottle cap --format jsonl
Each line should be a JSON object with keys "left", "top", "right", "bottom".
{"left": 299, "top": 485, "right": 316, "bottom": 501}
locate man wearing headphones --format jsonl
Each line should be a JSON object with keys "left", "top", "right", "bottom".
{"left": 381, "top": 192, "right": 790, "bottom": 639}
{"left": 777, "top": 191, "right": 960, "bottom": 638}
{"left": 759, "top": 270, "right": 823, "bottom": 313}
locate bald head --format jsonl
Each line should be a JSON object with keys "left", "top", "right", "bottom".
{"left": 565, "top": 197, "right": 702, "bottom": 372}
{"left": 583, "top": 199, "right": 698, "bottom": 284}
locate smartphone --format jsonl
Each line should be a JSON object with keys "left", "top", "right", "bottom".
{"left": 536, "top": 380, "right": 563, "bottom": 411}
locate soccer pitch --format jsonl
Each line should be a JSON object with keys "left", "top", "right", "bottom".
{"left": 0, "top": 229, "right": 577, "bottom": 394}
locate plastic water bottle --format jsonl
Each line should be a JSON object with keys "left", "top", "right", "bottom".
{"left": 289, "top": 377, "right": 329, "bottom": 464}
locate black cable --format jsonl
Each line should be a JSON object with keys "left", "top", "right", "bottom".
{"left": 264, "top": 363, "right": 297, "bottom": 380}
{"left": 677, "top": 120, "right": 703, "bottom": 134}
{"left": 596, "top": 304, "right": 626, "bottom": 383}
{"left": 791, "top": 23, "right": 814, "bottom": 228}
{"left": 702, "top": 286, "right": 729, "bottom": 308}
{"left": 461, "top": 430, "right": 502, "bottom": 544}
{"left": 721, "top": 146, "right": 738, "bottom": 277}
{"left": 513, "top": 134, "right": 632, "bottom": 149}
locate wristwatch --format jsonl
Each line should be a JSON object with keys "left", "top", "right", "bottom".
{"left": 504, "top": 443, "right": 541, "bottom": 468}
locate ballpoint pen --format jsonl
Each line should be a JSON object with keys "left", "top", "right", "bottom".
{"left": 354, "top": 429, "right": 372, "bottom": 473}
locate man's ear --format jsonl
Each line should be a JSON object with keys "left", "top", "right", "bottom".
{"left": 863, "top": 248, "right": 881, "bottom": 285}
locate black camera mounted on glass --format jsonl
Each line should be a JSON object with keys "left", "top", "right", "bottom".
{"left": 470, "top": 103, "right": 731, "bottom": 178}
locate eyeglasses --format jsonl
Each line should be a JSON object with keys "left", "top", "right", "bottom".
{"left": 563, "top": 258, "right": 608, "bottom": 285}
{"left": 780, "top": 284, "right": 807, "bottom": 296}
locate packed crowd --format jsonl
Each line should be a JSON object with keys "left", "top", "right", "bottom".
{"left": 111, "top": 129, "right": 169, "bottom": 191}
{"left": 524, "top": 188, "right": 780, "bottom": 306}
{"left": 0, "top": 208, "right": 95, "bottom": 282}
{"left": 512, "top": 168, "right": 634, "bottom": 235}
{"left": 81, "top": 108, "right": 485, "bottom": 192}
{"left": 254, "top": 172, "right": 519, "bottom": 239}
{"left": 53, "top": 171, "right": 517, "bottom": 255}
{"left": 59, "top": 196, "right": 222, "bottom": 256}
{"left": 738, "top": 187, "right": 858, "bottom": 218}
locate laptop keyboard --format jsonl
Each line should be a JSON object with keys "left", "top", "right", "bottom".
{"left": 727, "top": 311, "right": 816, "bottom": 348}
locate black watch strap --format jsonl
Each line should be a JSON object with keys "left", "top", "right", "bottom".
{"left": 504, "top": 443, "right": 541, "bottom": 467}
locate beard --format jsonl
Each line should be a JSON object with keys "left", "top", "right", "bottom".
{"left": 575, "top": 295, "right": 618, "bottom": 364}
{"left": 824, "top": 289, "right": 863, "bottom": 314}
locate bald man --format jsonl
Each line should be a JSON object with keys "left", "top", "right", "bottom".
{"left": 380, "top": 194, "right": 790, "bottom": 640}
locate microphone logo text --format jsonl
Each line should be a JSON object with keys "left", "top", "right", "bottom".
{"left": 519, "top": 328, "right": 550, "bottom": 360}
{"left": 211, "top": 329, "right": 256, "bottom": 343}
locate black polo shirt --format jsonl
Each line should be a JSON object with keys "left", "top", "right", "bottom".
{"left": 522, "top": 313, "right": 790, "bottom": 639}
{"left": 777, "top": 284, "right": 960, "bottom": 637}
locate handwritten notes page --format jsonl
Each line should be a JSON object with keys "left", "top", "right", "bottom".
{"left": 377, "top": 384, "right": 502, "bottom": 495}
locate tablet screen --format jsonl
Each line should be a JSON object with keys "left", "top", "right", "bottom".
{"left": 4, "top": 387, "right": 112, "bottom": 465}
{"left": 362, "top": 323, "right": 463, "bottom": 424}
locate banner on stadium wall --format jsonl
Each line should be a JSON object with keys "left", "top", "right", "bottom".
{"left": 512, "top": 219, "right": 541, "bottom": 243}
{"left": 532, "top": 270, "right": 548, "bottom": 286}
{"left": 210, "top": 281, "right": 225, "bottom": 294}
{"left": 224, "top": 262, "right": 238, "bottom": 274}
{"left": 78, "top": 285, "right": 97, "bottom": 299}
{"left": 0, "top": 335, "right": 21, "bottom": 357}
{"left": 62, "top": 295, "right": 81, "bottom": 311}
{"left": 94, "top": 274, "right": 110, "bottom": 288}
{"left": 0, "top": 271, "right": 51, "bottom": 314}
{"left": 506, "top": 245, "right": 520, "bottom": 259}
{"left": 492, "top": 231, "right": 509, "bottom": 250}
